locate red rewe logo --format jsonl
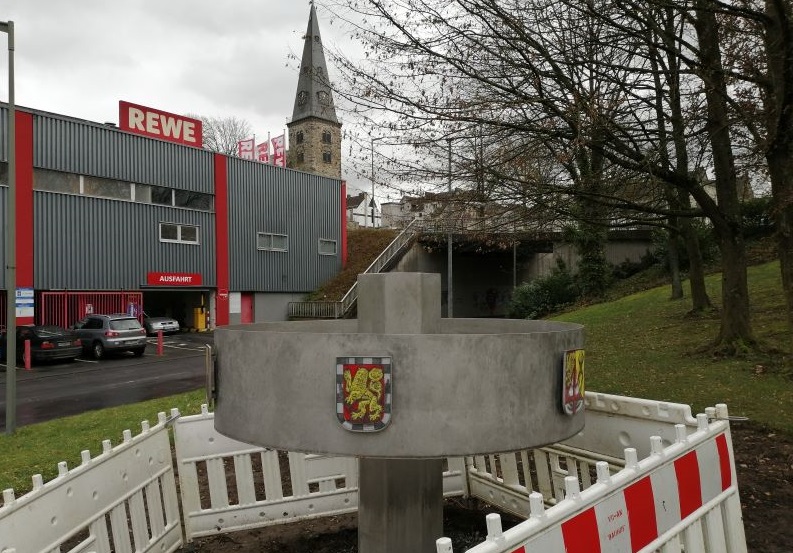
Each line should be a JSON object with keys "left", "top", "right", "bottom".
{"left": 119, "top": 101, "right": 203, "bottom": 147}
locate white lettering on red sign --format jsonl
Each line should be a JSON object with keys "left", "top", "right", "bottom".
{"left": 158, "top": 275, "right": 193, "bottom": 284}
{"left": 119, "top": 101, "right": 202, "bottom": 147}
{"left": 146, "top": 272, "right": 202, "bottom": 286}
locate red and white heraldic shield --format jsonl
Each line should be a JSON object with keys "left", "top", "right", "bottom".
{"left": 336, "top": 357, "right": 392, "bottom": 432}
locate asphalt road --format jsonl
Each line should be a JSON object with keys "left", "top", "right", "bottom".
{"left": 0, "top": 332, "right": 213, "bottom": 430}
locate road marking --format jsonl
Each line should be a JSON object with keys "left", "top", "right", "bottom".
{"left": 145, "top": 340, "right": 205, "bottom": 352}
{"left": 76, "top": 358, "right": 99, "bottom": 364}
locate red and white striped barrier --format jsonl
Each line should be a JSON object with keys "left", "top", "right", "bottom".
{"left": 441, "top": 407, "right": 747, "bottom": 553}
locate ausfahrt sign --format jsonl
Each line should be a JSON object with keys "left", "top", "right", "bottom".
{"left": 119, "top": 101, "right": 202, "bottom": 148}
{"left": 147, "top": 272, "right": 203, "bottom": 286}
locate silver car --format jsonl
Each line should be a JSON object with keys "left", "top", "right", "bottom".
{"left": 71, "top": 314, "right": 147, "bottom": 359}
{"left": 143, "top": 312, "right": 181, "bottom": 336}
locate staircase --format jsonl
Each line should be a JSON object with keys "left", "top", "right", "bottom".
{"left": 288, "top": 220, "right": 418, "bottom": 319}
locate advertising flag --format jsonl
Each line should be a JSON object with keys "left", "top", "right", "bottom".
{"left": 256, "top": 141, "right": 270, "bottom": 163}
{"left": 272, "top": 134, "right": 286, "bottom": 167}
{"left": 238, "top": 138, "right": 255, "bottom": 160}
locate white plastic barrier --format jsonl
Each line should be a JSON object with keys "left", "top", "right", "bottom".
{"left": 0, "top": 393, "right": 748, "bottom": 553}
{"left": 0, "top": 411, "right": 182, "bottom": 553}
{"left": 438, "top": 406, "right": 747, "bottom": 553}
{"left": 173, "top": 404, "right": 468, "bottom": 541}
{"left": 463, "top": 393, "right": 700, "bottom": 518}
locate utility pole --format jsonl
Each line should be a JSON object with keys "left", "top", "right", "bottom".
{"left": 447, "top": 138, "right": 453, "bottom": 318}
{"left": 2, "top": 20, "right": 16, "bottom": 435}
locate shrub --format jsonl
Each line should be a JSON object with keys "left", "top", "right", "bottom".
{"left": 508, "top": 260, "right": 578, "bottom": 319}
{"left": 742, "top": 197, "right": 774, "bottom": 239}
{"left": 612, "top": 250, "right": 658, "bottom": 280}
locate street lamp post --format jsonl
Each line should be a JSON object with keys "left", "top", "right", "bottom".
{"left": 370, "top": 137, "right": 380, "bottom": 228}
{"left": 447, "top": 138, "right": 453, "bottom": 318}
{"left": 1, "top": 20, "right": 16, "bottom": 435}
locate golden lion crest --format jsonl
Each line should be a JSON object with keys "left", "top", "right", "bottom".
{"left": 336, "top": 357, "right": 392, "bottom": 431}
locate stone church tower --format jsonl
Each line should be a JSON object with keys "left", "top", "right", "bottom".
{"left": 287, "top": 3, "right": 342, "bottom": 179}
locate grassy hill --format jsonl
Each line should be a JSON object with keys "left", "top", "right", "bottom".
{"left": 305, "top": 227, "right": 399, "bottom": 301}
{"left": 554, "top": 260, "right": 792, "bottom": 435}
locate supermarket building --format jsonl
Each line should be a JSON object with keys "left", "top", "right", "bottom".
{"left": 0, "top": 102, "right": 346, "bottom": 330}
{"left": 0, "top": 5, "right": 348, "bottom": 331}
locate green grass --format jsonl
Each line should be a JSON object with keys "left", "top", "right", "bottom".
{"left": 554, "top": 261, "right": 792, "bottom": 434}
{"left": 0, "top": 390, "right": 206, "bottom": 495}
{"left": 1, "top": 261, "right": 790, "bottom": 497}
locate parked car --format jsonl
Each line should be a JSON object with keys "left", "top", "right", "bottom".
{"left": 143, "top": 312, "right": 181, "bottom": 336}
{"left": 0, "top": 325, "right": 82, "bottom": 365}
{"left": 71, "top": 314, "right": 147, "bottom": 359}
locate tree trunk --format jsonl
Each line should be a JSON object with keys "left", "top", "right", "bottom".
{"left": 694, "top": 0, "right": 755, "bottom": 349}
{"left": 680, "top": 217, "right": 712, "bottom": 311}
{"left": 766, "top": 154, "right": 793, "bottom": 344}
{"left": 763, "top": 0, "right": 793, "bottom": 346}
{"left": 677, "top": 190, "right": 712, "bottom": 312}
{"left": 667, "top": 225, "right": 684, "bottom": 300}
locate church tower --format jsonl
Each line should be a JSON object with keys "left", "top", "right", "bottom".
{"left": 287, "top": 3, "right": 342, "bottom": 179}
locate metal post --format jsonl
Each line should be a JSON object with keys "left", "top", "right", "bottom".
{"left": 446, "top": 138, "right": 453, "bottom": 318}
{"left": 2, "top": 20, "right": 16, "bottom": 434}
{"left": 513, "top": 241, "right": 517, "bottom": 289}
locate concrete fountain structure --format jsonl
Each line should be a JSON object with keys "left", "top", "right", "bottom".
{"left": 213, "top": 272, "right": 585, "bottom": 552}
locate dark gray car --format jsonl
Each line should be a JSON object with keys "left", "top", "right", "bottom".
{"left": 71, "top": 314, "right": 147, "bottom": 359}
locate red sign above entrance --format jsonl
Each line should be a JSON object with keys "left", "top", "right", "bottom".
{"left": 147, "top": 272, "right": 203, "bottom": 286}
{"left": 119, "top": 101, "right": 203, "bottom": 148}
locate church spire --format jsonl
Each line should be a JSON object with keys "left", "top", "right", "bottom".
{"left": 291, "top": 3, "right": 338, "bottom": 125}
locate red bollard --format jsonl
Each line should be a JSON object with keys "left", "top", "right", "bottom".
{"left": 24, "top": 339, "right": 31, "bottom": 371}
{"left": 157, "top": 330, "right": 164, "bottom": 356}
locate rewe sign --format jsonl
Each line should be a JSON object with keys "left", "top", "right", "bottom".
{"left": 119, "top": 101, "right": 203, "bottom": 148}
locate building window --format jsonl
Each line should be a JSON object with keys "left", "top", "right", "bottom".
{"left": 322, "top": 152, "right": 332, "bottom": 163}
{"left": 257, "top": 232, "right": 288, "bottom": 252}
{"left": 296, "top": 131, "right": 304, "bottom": 144}
{"left": 160, "top": 223, "right": 200, "bottom": 245}
{"left": 151, "top": 186, "right": 173, "bottom": 206}
{"left": 322, "top": 131, "right": 332, "bottom": 144}
{"left": 148, "top": 185, "right": 213, "bottom": 211}
{"left": 318, "top": 238, "right": 337, "bottom": 256}
{"left": 83, "top": 175, "right": 132, "bottom": 200}
{"left": 297, "top": 152, "right": 305, "bottom": 163}
{"left": 34, "top": 168, "right": 81, "bottom": 194}
{"left": 175, "top": 189, "right": 214, "bottom": 210}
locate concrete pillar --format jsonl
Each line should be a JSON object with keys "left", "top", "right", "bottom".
{"left": 357, "top": 273, "right": 444, "bottom": 553}
{"left": 359, "top": 458, "right": 444, "bottom": 553}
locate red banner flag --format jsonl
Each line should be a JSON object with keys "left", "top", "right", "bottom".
{"left": 256, "top": 141, "right": 270, "bottom": 163}
{"left": 238, "top": 138, "right": 255, "bottom": 160}
{"left": 272, "top": 134, "right": 286, "bottom": 167}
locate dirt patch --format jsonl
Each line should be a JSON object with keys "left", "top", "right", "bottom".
{"left": 182, "top": 422, "right": 792, "bottom": 553}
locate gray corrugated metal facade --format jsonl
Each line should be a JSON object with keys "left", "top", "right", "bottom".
{"left": 227, "top": 158, "right": 342, "bottom": 292}
{"left": 1, "top": 104, "right": 343, "bottom": 299}
{"left": 34, "top": 193, "right": 216, "bottom": 290}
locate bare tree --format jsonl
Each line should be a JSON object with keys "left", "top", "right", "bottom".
{"left": 185, "top": 114, "right": 252, "bottom": 156}
{"left": 325, "top": 0, "right": 767, "bottom": 351}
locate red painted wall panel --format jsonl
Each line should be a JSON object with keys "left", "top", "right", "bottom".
{"left": 16, "top": 111, "right": 34, "bottom": 325}
{"left": 341, "top": 181, "right": 348, "bottom": 268}
{"left": 213, "top": 153, "right": 230, "bottom": 326}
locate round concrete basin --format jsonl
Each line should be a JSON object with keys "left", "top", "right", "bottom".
{"left": 213, "top": 317, "right": 584, "bottom": 457}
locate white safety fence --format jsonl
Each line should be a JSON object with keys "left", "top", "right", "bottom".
{"left": 0, "top": 393, "right": 748, "bottom": 553}
{"left": 0, "top": 411, "right": 182, "bottom": 553}
{"left": 173, "top": 404, "right": 467, "bottom": 540}
{"left": 437, "top": 405, "right": 747, "bottom": 553}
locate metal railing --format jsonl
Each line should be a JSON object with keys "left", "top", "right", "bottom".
{"left": 288, "top": 219, "right": 419, "bottom": 319}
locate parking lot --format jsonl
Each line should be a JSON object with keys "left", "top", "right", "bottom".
{"left": 0, "top": 331, "right": 214, "bottom": 428}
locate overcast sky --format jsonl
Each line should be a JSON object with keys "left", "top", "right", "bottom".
{"left": 1, "top": 0, "right": 371, "bottom": 192}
